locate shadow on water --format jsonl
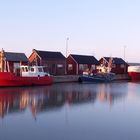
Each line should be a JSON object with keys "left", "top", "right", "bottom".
{"left": 0, "top": 82, "right": 128, "bottom": 119}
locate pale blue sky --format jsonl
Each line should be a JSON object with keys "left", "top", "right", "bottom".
{"left": 0, "top": 0, "right": 140, "bottom": 62}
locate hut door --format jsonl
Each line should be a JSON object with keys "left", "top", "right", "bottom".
{"left": 52, "top": 64, "right": 56, "bottom": 75}
{"left": 14, "top": 63, "right": 20, "bottom": 75}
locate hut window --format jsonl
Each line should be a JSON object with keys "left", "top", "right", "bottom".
{"left": 57, "top": 64, "right": 63, "bottom": 68}
{"left": 120, "top": 64, "right": 124, "bottom": 68}
{"left": 14, "top": 63, "right": 20, "bottom": 68}
{"left": 112, "top": 64, "right": 116, "bottom": 68}
{"left": 79, "top": 64, "right": 88, "bottom": 70}
{"left": 68, "top": 64, "right": 73, "bottom": 70}
{"left": 91, "top": 65, "right": 96, "bottom": 70}
{"left": 79, "top": 64, "right": 83, "bottom": 70}
{"left": 31, "top": 68, "right": 34, "bottom": 72}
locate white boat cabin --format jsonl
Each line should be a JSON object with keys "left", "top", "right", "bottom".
{"left": 20, "top": 65, "right": 50, "bottom": 77}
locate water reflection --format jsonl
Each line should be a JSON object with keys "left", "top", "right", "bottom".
{"left": 97, "top": 83, "right": 127, "bottom": 105}
{"left": 0, "top": 82, "right": 128, "bottom": 119}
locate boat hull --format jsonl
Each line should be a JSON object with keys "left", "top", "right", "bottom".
{"left": 128, "top": 72, "right": 140, "bottom": 81}
{"left": 0, "top": 72, "right": 53, "bottom": 87}
{"left": 78, "top": 74, "right": 114, "bottom": 83}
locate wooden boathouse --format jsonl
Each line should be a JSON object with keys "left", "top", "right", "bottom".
{"left": 66, "top": 54, "right": 99, "bottom": 75}
{"left": 29, "top": 49, "right": 66, "bottom": 75}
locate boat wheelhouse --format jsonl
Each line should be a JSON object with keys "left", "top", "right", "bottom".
{"left": 20, "top": 65, "right": 50, "bottom": 77}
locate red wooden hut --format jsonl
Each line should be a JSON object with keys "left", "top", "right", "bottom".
{"left": 66, "top": 54, "right": 99, "bottom": 75}
{"left": 29, "top": 49, "right": 66, "bottom": 75}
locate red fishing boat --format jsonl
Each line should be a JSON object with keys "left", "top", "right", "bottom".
{"left": 0, "top": 65, "right": 53, "bottom": 87}
{"left": 128, "top": 66, "right": 140, "bottom": 81}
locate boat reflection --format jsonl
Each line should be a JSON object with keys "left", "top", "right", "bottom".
{"left": 0, "top": 83, "right": 128, "bottom": 119}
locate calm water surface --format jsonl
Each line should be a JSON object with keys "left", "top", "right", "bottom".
{"left": 0, "top": 82, "right": 140, "bottom": 140}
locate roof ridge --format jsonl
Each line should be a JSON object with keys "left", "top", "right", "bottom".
{"left": 35, "top": 49, "right": 61, "bottom": 53}
{"left": 5, "top": 52, "right": 26, "bottom": 54}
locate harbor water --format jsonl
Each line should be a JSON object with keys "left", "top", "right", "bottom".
{"left": 0, "top": 82, "right": 140, "bottom": 140}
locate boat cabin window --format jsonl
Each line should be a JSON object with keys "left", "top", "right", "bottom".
{"left": 38, "top": 68, "right": 43, "bottom": 72}
{"left": 43, "top": 67, "right": 48, "bottom": 72}
{"left": 31, "top": 68, "right": 34, "bottom": 72}
{"left": 21, "top": 67, "right": 25, "bottom": 72}
{"left": 25, "top": 67, "right": 28, "bottom": 72}
{"left": 21, "top": 67, "right": 29, "bottom": 72}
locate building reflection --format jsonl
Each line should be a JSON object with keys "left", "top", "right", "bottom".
{"left": 97, "top": 83, "right": 128, "bottom": 106}
{"left": 0, "top": 83, "right": 127, "bottom": 119}
{"left": 0, "top": 88, "right": 25, "bottom": 118}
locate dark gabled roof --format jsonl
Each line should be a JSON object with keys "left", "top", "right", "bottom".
{"left": 70, "top": 54, "right": 99, "bottom": 64}
{"left": 35, "top": 49, "right": 66, "bottom": 60}
{"left": 5, "top": 52, "right": 28, "bottom": 62}
{"left": 104, "top": 57, "right": 126, "bottom": 64}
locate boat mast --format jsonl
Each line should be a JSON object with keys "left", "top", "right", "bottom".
{"left": 0, "top": 48, "right": 7, "bottom": 72}
{"left": 108, "top": 57, "right": 113, "bottom": 73}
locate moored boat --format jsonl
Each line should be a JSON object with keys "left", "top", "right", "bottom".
{"left": 0, "top": 65, "right": 53, "bottom": 87}
{"left": 128, "top": 66, "right": 140, "bottom": 81}
{"left": 78, "top": 72, "right": 115, "bottom": 83}
{"left": 79, "top": 57, "right": 115, "bottom": 83}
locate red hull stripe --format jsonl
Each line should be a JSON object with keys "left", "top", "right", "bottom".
{"left": 0, "top": 72, "right": 53, "bottom": 87}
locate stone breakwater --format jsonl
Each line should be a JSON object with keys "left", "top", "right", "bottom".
{"left": 54, "top": 74, "right": 131, "bottom": 83}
